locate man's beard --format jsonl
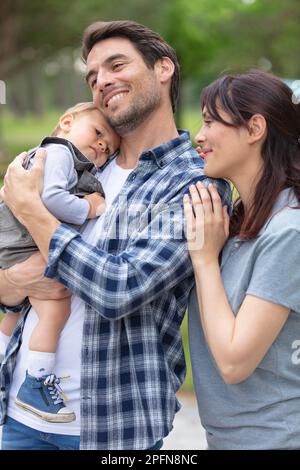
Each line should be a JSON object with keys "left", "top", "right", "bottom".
{"left": 106, "top": 87, "right": 161, "bottom": 136}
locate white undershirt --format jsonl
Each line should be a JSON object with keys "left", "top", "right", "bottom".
{"left": 7, "top": 158, "right": 133, "bottom": 435}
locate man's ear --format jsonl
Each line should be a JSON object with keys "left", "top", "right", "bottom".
{"left": 59, "top": 113, "right": 74, "bottom": 133}
{"left": 247, "top": 114, "right": 267, "bottom": 144}
{"left": 155, "top": 57, "right": 175, "bottom": 84}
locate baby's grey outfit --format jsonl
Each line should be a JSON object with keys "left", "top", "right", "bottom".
{"left": 0, "top": 136, "right": 104, "bottom": 269}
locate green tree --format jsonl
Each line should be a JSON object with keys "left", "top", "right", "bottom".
{"left": 1, "top": 0, "right": 300, "bottom": 157}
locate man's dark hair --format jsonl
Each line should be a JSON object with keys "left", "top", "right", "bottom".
{"left": 82, "top": 20, "right": 180, "bottom": 113}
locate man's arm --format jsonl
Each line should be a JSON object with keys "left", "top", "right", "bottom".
{"left": 1, "top": 151, "right": 191, "bottom": 318}
{"left": 0, "top": 151, "right": 71, "bottom": 308}
{"left": 0, "top": 150, "right": 231, "bottom": 318}
{"left": 0, "top": 150, "right": 60, "bottom": 261}
{"left": 0, "top": 252, "right": 70, "bottom": 309}
{"left": 42, "top": 178, "right": 230, "bottom": 320}
{"left": 0, "top": 269, "right": 26, "bottom": 307}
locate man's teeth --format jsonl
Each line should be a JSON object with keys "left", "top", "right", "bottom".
{"left": 107, "top": 92, "right": 127, "bottom": 107}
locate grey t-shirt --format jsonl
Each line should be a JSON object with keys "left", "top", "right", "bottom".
{"left": 188, "top": 188, "right": 300, "bottom": 450}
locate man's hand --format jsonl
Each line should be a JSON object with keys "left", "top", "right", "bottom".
{"left": 0, "top": 149, "right": 46, "bottom": 225}
{"left": 0, "top": 148, "right": 61, "bottom": 261}
{"left": 0, "top": 252, "right": 70, "bottom": 305}
{"left": 84, "top": 192, "right": 106, "bottom": 218}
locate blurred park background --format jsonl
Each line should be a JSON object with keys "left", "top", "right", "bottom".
{"left": 0, "top": 0, "right": 300, "bottom": 392}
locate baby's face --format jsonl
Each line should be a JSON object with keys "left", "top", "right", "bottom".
{"left": 67, "top": 109, "right": 120, "bottom": 167}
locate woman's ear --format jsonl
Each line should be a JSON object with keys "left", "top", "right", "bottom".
{"left": 247, "top": 114, "right": 267, "bottom": 144}
{"left": 155, "top": 57, "right": 175, "bottom": 84}
{"left": 59, "top": 113, "right": 74, "bottom": 133}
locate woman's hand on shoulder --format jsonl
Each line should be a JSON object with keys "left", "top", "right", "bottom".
{"left": 183, "top": 181, "right": 229, "bottom": 265}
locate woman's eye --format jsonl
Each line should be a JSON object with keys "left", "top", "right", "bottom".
{"left": 204, "top": 120, "right": 212, "bottom": 126}
{"left": 91, "top": 80, "right": 97, "bottom": 89}
{"left": 95, "top": 129, "right": 102, "bottom": 137}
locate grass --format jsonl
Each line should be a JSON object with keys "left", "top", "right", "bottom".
{"left": 181, "top": 313, "right": 194, "bottom": 391}
{"left": 1, "top": 110, "right": 62, "bottom": 158}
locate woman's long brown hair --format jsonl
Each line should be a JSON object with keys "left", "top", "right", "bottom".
{"left": 200, "top": 69, "right": 300, "bottom": 239}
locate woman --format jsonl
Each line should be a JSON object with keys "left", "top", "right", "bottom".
{"left": 184, "top": 69, "right": 300, "bottom": 450}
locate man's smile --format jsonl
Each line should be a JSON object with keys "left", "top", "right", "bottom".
{"left": 103, "top": 88, "right": 129, "bottom": 108}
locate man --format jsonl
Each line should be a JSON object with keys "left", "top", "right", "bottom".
{"left": 0, "top": 21, "right": 231, "bottom": 450}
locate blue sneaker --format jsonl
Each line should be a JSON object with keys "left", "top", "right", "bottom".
{"left": 15, "top": 371, "right": 76, "bottom": 423}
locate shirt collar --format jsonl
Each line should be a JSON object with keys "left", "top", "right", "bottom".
{"left": 256, "top": 188, "right": 298, "bottom": 237}
{"left": 258, "top": 187, "right": 299, "bottom": 234}
{"left": 234, "top": 188, "right": 299, "bottom": 242}
{"left": 139, "top": 129, "right": 192, "bottom": 169}
{"left": 96, "top": 130, "right": 192, "bottom": 174}
{"left": 269, "top": 187, "right": 298, "bottom": 213}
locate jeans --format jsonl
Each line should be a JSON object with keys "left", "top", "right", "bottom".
{"left": 1, "top": 416, "right": 163, "bottom": 450}
{"left": 148, "top": 439, "right": 163, "bottom": 450}
{"left": 1, "top": 416, "right": 80, "bottom": 450}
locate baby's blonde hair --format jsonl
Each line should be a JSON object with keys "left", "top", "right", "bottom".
{"left": 51, "top": 102, "right": 99, "bottom": 137}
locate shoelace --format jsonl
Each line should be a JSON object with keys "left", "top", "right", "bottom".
{"left": 43, "top": 374, "right": 69, "bottom": 405}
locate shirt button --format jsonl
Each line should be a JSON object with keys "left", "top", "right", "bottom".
{"left": 0, "top": 386, "right": 5, "bottom": 392}
{"left": 234, "top": 242, "right": 239, "bottom": 248}
{"left": 131, "top": 174, "right": 136, "bottom": 181}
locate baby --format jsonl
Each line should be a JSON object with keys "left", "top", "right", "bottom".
{"left": 0, "top": 102, "right": 120, "bottom": 423}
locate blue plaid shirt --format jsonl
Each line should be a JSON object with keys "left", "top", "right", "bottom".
{"left": 0, "top": 131, "right": 231, "bottom": 449}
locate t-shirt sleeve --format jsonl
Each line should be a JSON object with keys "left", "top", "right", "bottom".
{"left": 246, "top": 228, "right": 300, "bottom": 313}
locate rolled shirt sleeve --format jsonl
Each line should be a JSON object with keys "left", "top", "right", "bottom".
{"left": 44, "top": 177, "right": 231, "bottom": 320}
{"left": 0, "top": 298, "right": 30, "bottom": 314}
{"left": 44, "top": 215, "right": 194, "bottom": 320}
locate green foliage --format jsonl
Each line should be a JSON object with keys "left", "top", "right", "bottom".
{"left": 181, "top": 312, "right": 194, "bottom": 391}
{"left": 2, "top": 0, "right": 300, "bottom": 80}
{"left": 1, "top": 0, "right": 299, "bottom": 152}
{"left": 1, "top": 0, "right": 165, "bottom": 79}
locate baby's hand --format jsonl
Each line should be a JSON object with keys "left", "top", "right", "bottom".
{"left": 84, "top": 192, "right": 106, "bottom": 219}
